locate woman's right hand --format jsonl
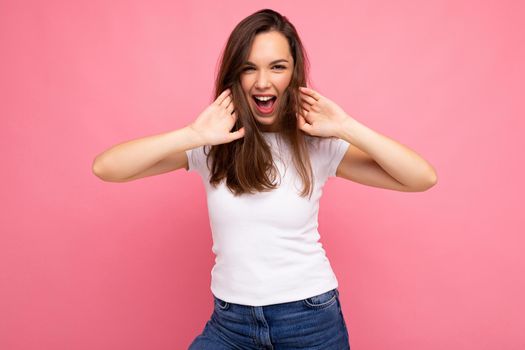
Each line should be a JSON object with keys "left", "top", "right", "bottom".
{"left": 189, "top": 89, "right": 245, "bottom": 146}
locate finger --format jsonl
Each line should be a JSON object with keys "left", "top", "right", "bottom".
{"left": 300, "top": 94, "right": 317, "bottom": 106}
{"left": 215, "top": 90, "right": 230, "bottom": 106}
{"left": 297, "top": 113, "right": 312, "bottom": 134}
{"left": 215, "top": 89, "right": 231, "bottom": 105}
{"left": 301, "top": 108, "right": 313, "bottom": 122}
{"left": 226, "top": 100, "right": 235, "bottom": 114}
{"left": 301, "top": 102, "right": 312, "bottom": 113}
{"left": 226, "top": 103, "right": 235, "bottom": 115}
{"left": 229, "top": 126, "right": 245, "bottom": 141}
{"left": 221, "top": 94, "right": 232, "bottom": 108}
{"left": 296, "top": 112, "right": 304, "bottom": 126}
{"left": 222, "top": 94, "right": 233, "bottom": 108}
{"left": 296, "top": 113, "right": 306, "bottom": 127}
{"left": 299, "top": 86, "right": 320, "bottom": 101}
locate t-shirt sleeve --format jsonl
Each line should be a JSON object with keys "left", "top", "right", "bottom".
{"left": 316, "top": 136, "right": 350, "bottom": 179}
{"left": 185, "top": 145, "right": 210, "bottom": 177}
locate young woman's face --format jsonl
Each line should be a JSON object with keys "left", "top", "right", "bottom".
{"left": 240, "top": 31, "right": 294, "bottom": 132}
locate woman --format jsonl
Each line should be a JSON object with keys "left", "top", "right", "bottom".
{"left": 93, "top": 8, "right": 437, "bottom": 350}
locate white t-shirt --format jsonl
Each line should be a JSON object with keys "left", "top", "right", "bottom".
{"left": 185, "top": 132, "right": 350, "bottom": 306}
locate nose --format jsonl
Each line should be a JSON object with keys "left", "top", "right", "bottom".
{"left": 254, "top": 71, "right": 270, "bottom": 89}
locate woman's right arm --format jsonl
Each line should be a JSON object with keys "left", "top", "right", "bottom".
{"left": 92, "top": 88, "right": 245, "bottom": 182}
{"left": 92, "top": 126, "right": 204, "bottom": 182}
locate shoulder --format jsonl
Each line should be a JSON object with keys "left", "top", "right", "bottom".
{"left": 304, "top": 135, "right": 350, "bottom": 179}
{"left": 305, "top": 135, "right": 348, "bottom": 154}
{"left": 185, "top": 144, "right": 212, "bottom": 174}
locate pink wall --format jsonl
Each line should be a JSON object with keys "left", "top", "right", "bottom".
{"left": 1, "top": 0, "right": 523, "bottom": 349}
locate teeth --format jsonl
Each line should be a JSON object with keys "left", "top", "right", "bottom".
{"left": 254, "top": 96, "right": 274, "bottom": 101}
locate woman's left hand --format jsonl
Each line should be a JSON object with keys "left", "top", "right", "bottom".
{"left": 297, "top": 87, "right": 352, "bottom": 138}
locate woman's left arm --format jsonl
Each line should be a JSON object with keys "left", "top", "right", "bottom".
{"left": 298, "top": 87, "right": 438, "bottom": 192}
{"left": 336, "top": 117, "right": 438, "bottom": 191}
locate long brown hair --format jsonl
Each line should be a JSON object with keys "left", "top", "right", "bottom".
{"left": 206, "top": 8, "right": 314, "bottom": 198}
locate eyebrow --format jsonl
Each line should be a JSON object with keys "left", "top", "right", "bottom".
{"left": 244, "top": 59, "right": 289, "bottom": 66}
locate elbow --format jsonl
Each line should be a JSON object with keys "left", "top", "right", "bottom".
{"left": 92, "top": 157, "right": 107, "bottom": 180}
{"left": 92, "top": 157, "right": 130, "bottom": 183}
{"left": 423, "top": 175, "right": 438, "bottom": 191}
{"left": 416, "top": 163, "right": 438, "bottom": 191}
{"left": 430, "top": 171, "right": 438, "bottom": 187}
{"left": 403, "top": 171, "right": 438, "bottom": 192}
{"left": 427, "top": 168, "right": 438, "bottom": 189}
{"left": 416, "top": 171, "right": 438, "bottom": 192}
{"left": 92, "top": 156, "right": 115, "bottom": 182}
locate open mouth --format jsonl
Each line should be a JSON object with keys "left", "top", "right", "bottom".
{"left": 252, "top": 95, "right": 277, "bottom": 114}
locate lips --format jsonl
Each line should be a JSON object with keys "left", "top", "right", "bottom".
{"left": 252, "top": 94, "right": 276, "bottom": 102}
{"left": 252, "top": 94, "right": 277, "bottom": 115}
{"left": 253, "top": 94, "right": 276, "bottom": 108}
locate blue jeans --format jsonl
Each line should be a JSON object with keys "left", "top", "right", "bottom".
{"left": 188, "top": 288, "right": 350, "bottom": 349}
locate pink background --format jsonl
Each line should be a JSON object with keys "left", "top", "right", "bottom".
{"left": 1, "top": 0, "right": 524, "bottom": 349}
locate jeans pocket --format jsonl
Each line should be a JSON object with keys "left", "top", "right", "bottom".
{"left": 213, "top": 295, "right": 230, "bottom": 311}
{"left": 303, "top": 288, "right": 338, "bottom": 310}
